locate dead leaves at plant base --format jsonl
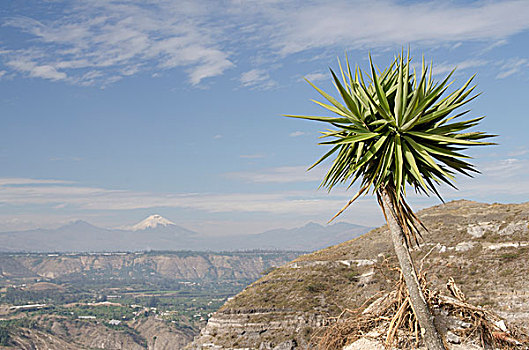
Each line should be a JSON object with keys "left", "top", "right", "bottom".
{"left": 314, "top": 268, "right": 529, "bottom": 350}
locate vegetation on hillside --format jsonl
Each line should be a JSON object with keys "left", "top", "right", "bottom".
{"left": 0, "top": 250, "right": 300, "bottom": 349}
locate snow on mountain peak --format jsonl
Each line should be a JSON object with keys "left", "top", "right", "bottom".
{"left": 131, "top": 214, "right": 176, "bottom": 231}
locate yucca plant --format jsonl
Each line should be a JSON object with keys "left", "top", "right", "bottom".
{"left": 287, "top": 51, "right": 495, "bottom": 349}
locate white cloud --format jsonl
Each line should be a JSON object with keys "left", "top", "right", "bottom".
{"left": 31, "top": 65, "right": 67, "bottom": 80}
{"left": 0, "top": 177, "right": 355, "bottom": 217}
{"left": 303, "top": 72, "right": 327, "bottom": 82}
{"left": 264, "top": 0, "right": 529, "bottom": 55}
{"left": 289, "top": 131, "right": 306, "bottom": 137}
{"left": 481, "top": 39, "right": 508, "bottom": 53}
{"left": 0, "top": 178, "right": 73, "bottom": 186}
{"left": 2, "top": 1, "right": 234, "bottom": 86}
{"left": 239, "top": 68, "right": 276, "bottom": 89}
{"left": 6, "top": 58, "right": 68, "bottom": 81}
{"left": 432, "top": 59, "right": 488, "bottom": 76}
{"left": 441, "top": 177, "right": 529, "bottom": 199}
{"left": 507, "top": 148, "right": 528, "bottom": 157}
{"left": 429, "top": 157, "right": 529, "bottom": 201}
{"left": 2, "top": 165, "right": 527, "bottom": 232}
{"left": 480, "top": 158, "right": 526, "bottom": 177}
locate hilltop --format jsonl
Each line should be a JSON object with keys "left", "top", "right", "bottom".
{"left": 190, "top": 200, "right": 529, "bottom": 349}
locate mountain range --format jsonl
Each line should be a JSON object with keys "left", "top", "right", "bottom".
{"left": 0, "top": 215, "right": 372, "bottom": 252}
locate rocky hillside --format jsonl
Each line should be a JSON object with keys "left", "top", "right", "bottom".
{"left": 189, "top": 200, "right": 529, "bottom": 349}
{"left": 0, "top": 314, "right": 192, "bottom": 350}
{"left": 0, "top": 251, "right": 301, "bottom": 282}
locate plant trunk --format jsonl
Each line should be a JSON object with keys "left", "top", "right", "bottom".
{"left": 379, "top": 188, "right": 446, "bottom": 350}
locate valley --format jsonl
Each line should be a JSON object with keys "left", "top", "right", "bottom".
{"left": 2, "top": 201, "right": 528, "bottom": 349}
{"left": 0, "top": 250, "right": 301, "bottom": 349}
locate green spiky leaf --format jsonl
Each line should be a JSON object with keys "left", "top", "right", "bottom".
{"left": 287, "top": 50, "right": 496, "bottom": 233}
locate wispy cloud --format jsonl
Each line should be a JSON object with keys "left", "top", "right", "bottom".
{"left": 289, "top": 131, "right": 307, "bottom": 137}
{"left": 303, "top": 72, "right": 327, "bottom": 82}
{"left": 507, "top": 148, "right": 528, "bottom": 157}
{"left": 265, "top": 1, "right": 529, "bottom": 55}
{"left": 481, "top": 39, "right": 508, "bottom": 53}
{"left": 0, "top": 178, "right": 74, "bottom": 186}
{"left": 226, "top": 166, "right": 323, "bottom": 183}
{"left": 1, "top": 165, "right": 527, "bottom": 232}
{"left": 2, "top": 1, "right": 528, "bottom": 87}
{"left": 239, "top": 154, "right": 266, "bottom": 159}
{"left": 6, "top": 59, "right": 68, "bottom": 81}
{"left": 434, "top": 157, "right": 529, "bottom": 200}
{"left": 1, "top": 1, "right": 233, "bottom": 86}
{"left": 496, "top": 57, "right": 529, "bottom": 79}
{"left": 239, "top": 68, "right": 276, "bottom": 89}
{"left": 0, "top": 177, "right": 351, "bottom": 217}
{"left": 480, "top": 158, "right": 527, "bottom": 177}
{"left": 432, "top": 59, "right": 488, "bottom": 76}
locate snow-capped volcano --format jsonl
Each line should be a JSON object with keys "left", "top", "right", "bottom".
{"left": 131, "top": 214, "right": 176, "bottom": 231}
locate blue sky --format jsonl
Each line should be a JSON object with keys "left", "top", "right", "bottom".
{"left": 1, "top": 0, "right": 529, "bottom": 235}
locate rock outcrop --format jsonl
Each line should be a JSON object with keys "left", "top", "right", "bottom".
{"left": 3, "top": 315, "right": 184, "bottom": 350}
{"left": 1, "top": 251, "right": 300, "bottom": 282}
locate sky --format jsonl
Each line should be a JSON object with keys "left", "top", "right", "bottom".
{"left": 1, "top": 0, "right": 529, "bottom": 236}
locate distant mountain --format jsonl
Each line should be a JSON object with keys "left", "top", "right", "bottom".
{"left": 224, "top": 222, "right": 370, "bottom": 251}
{"left": 119, "top": 214, "right": 199, "bottom": 251}
{"left": 0, "top": 220, "right": 115, "bottom": 252}
{"left": 0, "top": 216, "right": 372, "bottom": 253}
{"left": 129, "top": 214, "right": 178, "bottom": 231}
{"left": 258, "top": 221, "right": 367, "bottom": 250}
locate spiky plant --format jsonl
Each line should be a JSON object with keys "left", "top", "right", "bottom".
{"left": 287, "top": 51, "right": 495, "bottom": 349}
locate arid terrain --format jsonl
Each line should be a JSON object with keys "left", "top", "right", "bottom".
{"left": 190, "top": 200, "right": 529, "bottom": 349}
